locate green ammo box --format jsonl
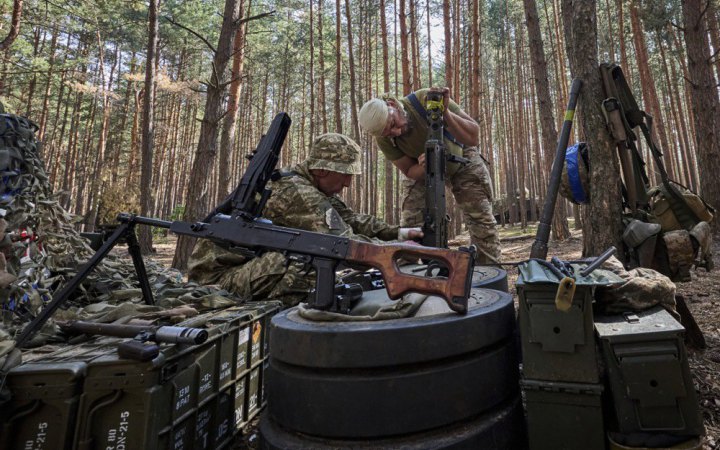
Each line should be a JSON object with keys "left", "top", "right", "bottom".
{"left": 594, "top": 307, "right": 705, "bottom": 437}
{"left": 522, "top": 378, "right": 606, "bottom": 450}
{"left": 214, "top": 385, "right": 235, "bottom": 447}
{"left": 74, "top": 342, "right": 198, "bottom": 449}
{"left": 517, "top": 261, "right": 624, "bottom": 384}
{"left": 1, "top": 362, "right": 86, "bottom": 450}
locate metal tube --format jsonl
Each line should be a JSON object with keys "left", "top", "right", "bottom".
{"left": 530, "top": 79, "right": 583, "bottom": 260}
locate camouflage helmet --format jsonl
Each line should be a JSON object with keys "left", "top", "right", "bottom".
{"left": 306, "top": 133, "right": 362, "bottom": 175}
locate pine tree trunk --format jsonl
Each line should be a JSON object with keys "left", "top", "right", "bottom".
{"left": 562, "top": 0, "right": 624, "bottom": 257}
{"left": 334, "top": 0, "right": 343, "bottom": 133}
{"left": 218, "top": 0, "right": 248, "bottom": 203}
{"left": 683, "top": 0, "right": 720, "bottom": 233}
{"left": 399, "top": 0, "right": 412, "bottom": 94}
{"left": 139, "top": 0, "right": 158, "bottom": 252}
{"left": 523, "top": 0, "right": 570, "bottom": 241}
{"left": 317, "top": 0, "right": 328, "bottom": 133}
{"left": 173, "top": 0, "right": 242, "bottom": 269}
{"left": 443, "top": 0, "right": 452, "bottom": 93}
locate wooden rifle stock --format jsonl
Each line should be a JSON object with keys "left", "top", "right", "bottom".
{"left": 346, "top": 241, "right": 475, "bottom": 313}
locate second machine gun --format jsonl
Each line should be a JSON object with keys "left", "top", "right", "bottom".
{"left": 421, "top": 90, "right": 469, "bottom": 249}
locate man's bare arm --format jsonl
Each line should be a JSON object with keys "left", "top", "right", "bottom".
{"left": 433, "top": 87, "right": 480, "bottom": 147}
{"left": 392, "top": 155, "right": 425, "bottom": 181}
{"left": 444, "top": 107, "right": 480, "bottom": 147}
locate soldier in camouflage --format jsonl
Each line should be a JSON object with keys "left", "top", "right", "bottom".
{"left": 358, "top": 87, "right": 501, "bottom": 264}
{"left": 188, "top": 133, "right": 422, "bottom": 307}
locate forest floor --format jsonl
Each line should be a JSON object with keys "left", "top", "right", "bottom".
{"left": 150, "top": 224, "right": 720, "bottom": 449}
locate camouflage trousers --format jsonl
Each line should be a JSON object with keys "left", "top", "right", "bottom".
{"left": 400, "top": 147, "right": 501, "bottom": 264}
{"left": 188, "top": 240, "right": 314, "bottom": 307}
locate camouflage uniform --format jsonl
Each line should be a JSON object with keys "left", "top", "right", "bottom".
{"left": 188, "top": 133, "right": 399, "bottom": 307}
{"left": 373, "top": 89, "right": 501, "bottom": 264}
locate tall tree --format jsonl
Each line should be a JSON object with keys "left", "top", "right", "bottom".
{"left": 629, "top": 1, "right": 673, "bottom": 183}
{"left": 561, "top": 0, "right": 624, "bottom": 257}
{"left": 523, "top": 0, "right": 570, "bottom": 241}
{"left": 683, "top": 0, "right": 720, "bottom": 233}
{"left": 173, "top": 0, "right": 243, "bottom": 269}
{"left": 139, "top": 0, "right": 159, "bottom": 253}
{"left": 217, "top": 0, "right": 249, "bottom": 203}
{"left": 0, "top": 0, "right": 23, "bottom": 51}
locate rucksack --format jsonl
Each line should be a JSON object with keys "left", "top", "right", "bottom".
{"left": 599, "top": 63, "right": 714, "bottom": 281}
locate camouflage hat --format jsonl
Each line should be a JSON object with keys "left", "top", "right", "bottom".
{"left": 306, "top": 133, "right": 362, "bottom": 175}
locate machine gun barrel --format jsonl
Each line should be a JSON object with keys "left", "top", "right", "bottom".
{"left": 57, "top": 320, "right": 208, "bottom": 345}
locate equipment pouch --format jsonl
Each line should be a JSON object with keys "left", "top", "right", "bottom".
{"left": 649, "top": 184, "right": 714, "bottom": 233}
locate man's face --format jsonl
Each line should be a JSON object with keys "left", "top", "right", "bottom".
{"left": 380, "top": 100, "right": 409, "bottom": 138}
{"left": 314, "top": 170, "right": 354, "bottom": 196}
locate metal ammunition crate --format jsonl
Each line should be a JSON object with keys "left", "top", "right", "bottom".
{"left": 0, "top": 362, "right": 86, "bottom": 450}
{"left": 517, "top": 275, "right": 600, "bottom": 383}
{"left": 522, "top": 378, "right": 605, "bottom": 450}
{"left": 2, "top": 300, "right": 281, "bottom": 450}
{"left": 595, "top": 307, "right": 704, "bottom": 437}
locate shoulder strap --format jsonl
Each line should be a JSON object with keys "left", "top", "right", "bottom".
{"left": 602, "top": 64, "right": 700, "bottom": 230}
{"left": 406, "top": 92, "right": 465, "bottom": 149}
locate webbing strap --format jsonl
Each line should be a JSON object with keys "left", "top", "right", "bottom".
{"left": 600, "top": 63, "right": 700, "bottom": 230}
{"left": 407, "top": 92, "right": 464, "bottom": 148}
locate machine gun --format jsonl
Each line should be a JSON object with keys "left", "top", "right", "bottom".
{"left": 57, "top": 320, "right": 208, "bottom": 361}
{"left": 422, "top": 90, "right": 449, "bottom": 248}
{"left": 420, "top": 90, "right": 470, "bottom": 249}
{"left": 15, "top": 112, "right": 476, "bottom": 348}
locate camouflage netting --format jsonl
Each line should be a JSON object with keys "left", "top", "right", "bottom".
{"left": 0, "top": 113, "right": 243, "bottom": 387}
{"left": 96, "top": 182, "right": 141, "bottom": 227}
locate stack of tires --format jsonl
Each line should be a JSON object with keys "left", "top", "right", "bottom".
{"left": 260, "top": 287, "right": 526, "bottom": 449}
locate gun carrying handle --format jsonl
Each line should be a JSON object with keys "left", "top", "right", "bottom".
{"left": 346, "top": 242, "right": 474, "bottom": 314}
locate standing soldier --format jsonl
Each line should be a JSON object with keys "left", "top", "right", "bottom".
{"left": 188, "top": 133, "right": 422, "bottom": 306}
{"left": 358, "top": 87, "right": 500, "bottom": 264}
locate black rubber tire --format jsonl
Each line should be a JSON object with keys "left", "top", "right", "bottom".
{"left": 266, "top": 338, "right": 519, "bottom": 438}
{"left": 260, "top": 394, "right": 528, "bottom": 450}
{"left": 399, "top": 264, "right": 508, "bottom": 292}
{"left": 270, "top": 288, "right": 516, "bottom": 368}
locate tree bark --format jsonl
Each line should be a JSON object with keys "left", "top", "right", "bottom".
{"left": 173, "top": 0, "right": 242, "bottom": 269}
{"left": 399, "top": 0, "right": 412, "bottom": 94}
{"left": 523, "top": 0, "right": 570, "bottom": 241}
{"left": 0, "top": 0, "right": 23, "bottom": 51}
{"left": 682, "top": 0, "right": 720, "bottom": 233}
{"left": 218, "top": 0, "right": 248, "bottom": 203}
{"left": 139, "top": 0, "right": 159, "bottom": 253}
{"left": 629, "top": 1, "right": 673, "bottom": 183}
{"left": 334, "top": 0, "right": 343, "bottom": 133}
{"left": 443, "top": 0, "right": 452, "bottom": 93}
{"left": 317, "top": 0, "right": 328, "bottom": 133}
{"left": 561, "top": 0, "right": 624, "bottom": 257}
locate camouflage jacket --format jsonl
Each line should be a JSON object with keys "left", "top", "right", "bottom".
{"left": 265, "top": 161, "right": 398, "bottom": 242}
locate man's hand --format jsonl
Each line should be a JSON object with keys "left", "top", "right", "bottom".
{"left": 417, "top": 153, "right": 426, "bottom": 170}
{"left": 399, "top": 227, "right": 423, "bottom": 241}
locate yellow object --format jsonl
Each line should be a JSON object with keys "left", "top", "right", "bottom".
{"left": 426, "top": 99, "right": 444, "bottom": 112}
{"left": 554, "top": 277, "right": 575, "bottom": 311}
